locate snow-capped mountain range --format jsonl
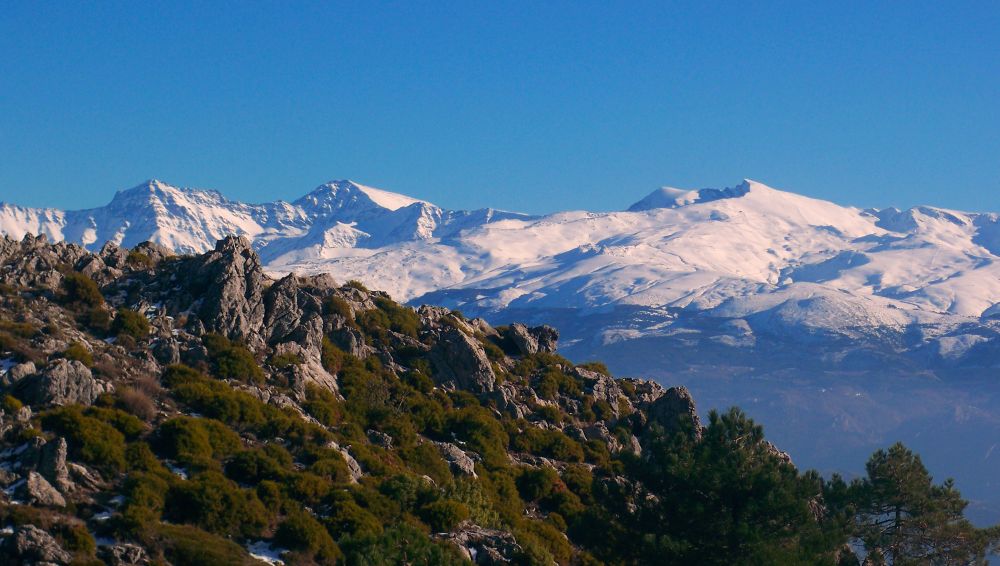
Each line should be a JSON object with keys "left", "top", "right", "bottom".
{"left": 6, "top": 177, "right": 1000, "bottom": 374}
{"left": 7, "top": 178, "right": 1000, "bottom": 517}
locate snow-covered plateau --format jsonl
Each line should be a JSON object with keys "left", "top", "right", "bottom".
{"left": 5, "top": 178, "right": 1000, "bottom": 520}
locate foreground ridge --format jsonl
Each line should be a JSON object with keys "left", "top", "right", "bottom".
{"left": 0, "top": 234, "right": 992, "bottom": 564}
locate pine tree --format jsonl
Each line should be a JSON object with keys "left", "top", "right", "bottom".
{"left": 851, "top": 442, "right": 998, "bottom": 565}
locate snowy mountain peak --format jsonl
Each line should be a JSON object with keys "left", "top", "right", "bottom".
{"left": 297, "top": 180, "right": 431, "bottom": 217}
{"left": 627, "top": 180, "right": 752, "bottom": 211}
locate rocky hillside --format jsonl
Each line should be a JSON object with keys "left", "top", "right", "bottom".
{"left": 0, "top": 234, "right": 989, "bottom": 565}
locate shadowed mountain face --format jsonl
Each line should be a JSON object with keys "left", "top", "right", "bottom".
{"left": 5, "top": 178, "right": 1000, "bottom": 522}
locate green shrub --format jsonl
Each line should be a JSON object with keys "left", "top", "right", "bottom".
{"left": 225, "top": 449, "right": 288, "bottom": 484}
{"left": 302, "top": 384, "right": 342, "bottom": 426}
{"left": 85, "top": 406, "right": 147, "bottom": 439}
{"left": 324, "top": 495, "right": 383, "bottom": 539}
{"left": 164, "top": 365, "right": 267, "bottom": 428}
{"left": 112, "top": 308, "right": 150, "bottom": 340}
{"left": 126, "top": 250, "right": 153, "bottom": 268}
{"left": 41, "top": 406, "right": 126, "bottom": 473}
{"left": 269, "top": 351, "right": 301, "bottom": 368}
{"left": 2, "top": 394, "right": 23, "bottom": 414}
{"left": 516, "top": 466, "right": 560, "bottom": 502}
{"left": 345, "top": 280, "right": 369, "bottom": 292}
{"left": 446, "top": 407, "right": 509, "bottom": 469}
{"left": 339, "top": 524, "right": 467, "bottom": 566}
{"left": 275, "top": 507, "right": 342, "bottom": 565}
{"left": 510, "top": 423, "right": 584, "bottom": 462}
{"left": 202, "top": 334, "right": 264, "bottom": 384}
{"left": 447, "top": 479, "right": 503, "bottom": 528}
{"left": 120, "top": 471, "right": 171, "bottom": 534}
{"left": 309, "top": 455, "right": 352, "bottom": 483}
{"left": 58, "top": 522, "right": 96, "bottom": 556}
{"left": 420, "top": 499, "right": 470, "bottom": 532}
{"left": 155, "top": 523, "right": 252, "bottom": 566}
{"left": 62, "top": 272, "right": 104, "bottom": 307}
{"left": 324, "top": 295, "right": 355, "bottom": 322}
{"left": 165, "top": 470, "right": 268, "bottom": 537}
{"left": 155, "top": 416, "right": 241, "bottom": 470}
{"left": 62, "top": 341, "right": 94, "bottom": 367}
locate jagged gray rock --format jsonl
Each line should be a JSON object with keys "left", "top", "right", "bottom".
{"left": 17, "top": 359, "right": 111, "bottom": 406}
{"left": 576, "top": 366, "right": 627, "bottom": 418}
{"left": 529, "top": 325, "right": 559, "bottom": 353}
{"left": 434, "top": 441, "right": 478, "bottom": 477}
{"left": 3, "top": 361, "right": 37, "bottom": 386}
{"left": 429, "top": 327, "right": 496, "bottom": 394}
{"left": 187, "top": 236, "right": 266, "bottom": 350}
{"left": 38, "top": 437, "right": 74, "bottom": 494}
{"left": 438, "top": 524, "right": 523, "bottom": 564}
{"left": 1, "top": 524, "right": 72, "bottom": 564}
{"left": 17, "top": 471, "right": 66, "bottom": 507}
{"left": 100, "top": 542, "right": 150, "bottom": 566}
{"left": 506, "top": 323, "right": 539, "bottom": 356}
{"left": 646, "top": 386, "right": 702, "bottom": 440}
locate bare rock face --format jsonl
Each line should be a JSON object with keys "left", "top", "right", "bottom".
{"left": 38, "top": 437, "right": 74, "bottom": 494}
{"left": 504, "top": 323, "right": 560, "bottom": 356}
{"left": 434, "top": 441, "right": 478, "bottom": 477}
{"left": 506, "top": 323, "right": 539, "bottom": 356}
{"left": 576, "top": 367, "right": 628, "bottom": 418}
{"left": 17, "top": 360, "right": 112, "bottom": 406}
{"left": 3, "top": 362, "right": 37, "bottom": 386}
{"left": 646, "top": 386, "right": 702, "bottom": 441}
{"left": 0, "top": 234, "right": 95, "bottom": 292}
{"left": 187, "top": 236, "right": 266, "bottom": 350}
{"left": 438, "top": 524, "right": 523, "bottom": 564}
{"left": 17, "top": 471, "right": 67, "bottom": 507}
{"left": 530, "top": 324, "right": 559, "bottom": 353}
{"left": 428, "top": 327, "right": 496, "bottom": 394}
{"left": 1, "top": 524, "right": 72, "bottom": 564}
{"left": 328, "top": 441, "right": 363, "bottom": 483}
{"left": 100, "top": 542, "right": 151, "bottom": 566}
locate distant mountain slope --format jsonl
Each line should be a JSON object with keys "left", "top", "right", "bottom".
{"left": 5, "top": 178, "right": 1000, "bottom": 375}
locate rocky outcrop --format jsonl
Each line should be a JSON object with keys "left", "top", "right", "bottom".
{"left": 646, "top": 386, "right": 702, "bottom": 440}
{"left": 16, "top": 471, "right": 66, "bottom": 507}
{"left": 428, "top": 327, "right": 496, "bottom": 394}
{"left": 1, "top": 524, "right": 72, "bottom": 565}
{"left": 16, "top": 360, "right": 112, "bottom": 406}
{"left": 504, "top": 323, "right": 559, "bottom": 356}
{"left": 99, "top": 542, "right": 151, "bottom": 566}
{"left": 186, "top": 236, "right": 266, "bottom": 350}
{"left": 438, "top": 524, "right": 523, "bottom": 564}
{"left": 38, "top": 437, "right": 74, "bottom": 494}
{"left": 434, "top": 441, "right": 478, "bottom": 477}
{"left": 2, "top": 362, "right": 36, "bottom": 386}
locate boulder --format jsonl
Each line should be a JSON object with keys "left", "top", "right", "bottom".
{"left": 17, "top": 359, "right": 111, "bottom": 406}
{"left": 38, "top": 437, "right": 74, "bottom": 494}
{"left": 2, "top": 361, "right": 36, "bottom": 386}
{"left": 434, "top": 441, "right": 478, "bottom": 477}
{"left": 506, "top": 323, "right": 539, "bottom": 356}
{"left": 2, "top": 525, "right": 72, "bottom": 564}
{"left": 428, "top": 327, "right": 496, "bottom": 394}
{"left": 437, "top": 524, "right": 522, "bottom": 564}
{"left": 16, "top": 471, "right": 66, "bottom": 507}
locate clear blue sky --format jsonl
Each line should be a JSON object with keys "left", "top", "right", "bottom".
{"left": 1, "top": 2, "right": 998, "bottom": 214}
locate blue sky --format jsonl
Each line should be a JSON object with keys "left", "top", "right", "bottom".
{"left": 1, "top": 2, "right": 998, "bottom": 214}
